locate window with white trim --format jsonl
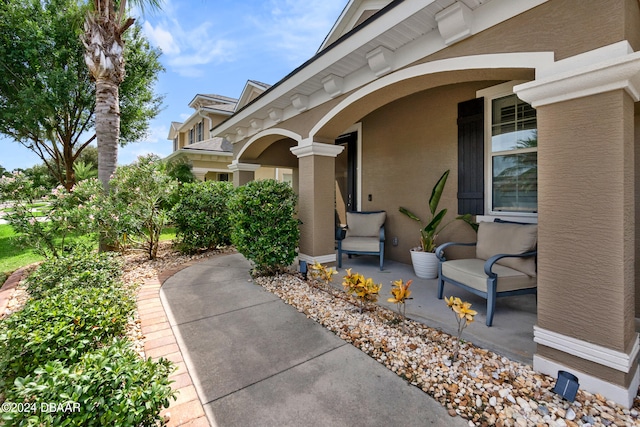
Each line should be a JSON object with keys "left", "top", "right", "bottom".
{"left": 478, "top": 82, "right": 537, "bottom": 216}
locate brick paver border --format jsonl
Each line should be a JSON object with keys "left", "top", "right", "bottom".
{"left": 0, "top": 267, "right": 28, "bottom": 318}
{"left": 139, "top": 258, "right": 214, "bottom": 427}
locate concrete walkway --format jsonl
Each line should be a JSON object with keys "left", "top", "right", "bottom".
{"left": 159, "top": 253, "right": 468, "bottom": 427}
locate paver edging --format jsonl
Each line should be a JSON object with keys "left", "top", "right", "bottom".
{"left": 137, "top": 255, "right": 223, "bottom": 427}
{"left": 0, "top": 266, "right": 32, "bottom": 319}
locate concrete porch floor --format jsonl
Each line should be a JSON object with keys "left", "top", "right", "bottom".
{"left": 332, "top": 254, "right": 537, "bottom": 366}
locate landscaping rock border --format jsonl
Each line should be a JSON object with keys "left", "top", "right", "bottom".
{"left": 254, "top": 273, "right": 640, "bottom": 427}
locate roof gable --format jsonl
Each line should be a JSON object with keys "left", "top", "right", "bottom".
{"left": 236, "top": 80, "right": 272, "bottom": 110}
{"left": 167, "top": 121, "right": 183, "bottom": 140}
{"left": 188, "top": 94, "right": 238, "bottom": 110}
{"left": 319, "top": 0, "right": 393, "bottom": 51}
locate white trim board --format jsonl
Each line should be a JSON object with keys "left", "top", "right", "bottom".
{"left": 534, "top": 326, "right": 640, "bottom": 374}
{"left": 534, "top": 354, "right": 640, "bottom": 409}
{"left": 298, "top": 253, "right": 337, "bottom": 264}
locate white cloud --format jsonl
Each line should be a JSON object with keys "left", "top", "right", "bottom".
{"left": 143, "top": 21, "right": 180, "bottom": 55}
{"left": 247, "top": 0, "right": 345, "bottom": 64}
{"left": 141, "top": 6, "right": 237, "bottom": 78}
{"left": 166, "top": 39, "right": 237, "bottom": 77}
{"left": 141, "top": 123, "right": 169, "bottom": 144}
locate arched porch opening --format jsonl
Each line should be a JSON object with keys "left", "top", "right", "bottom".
{"left": 232, "top": 129, "right": 301, "bottom": 188}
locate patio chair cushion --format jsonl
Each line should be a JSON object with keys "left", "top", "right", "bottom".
{"left": 475, "top": 222, "right": 537, "bottom": 276}
{"left": 442, "top": 259, "right": 537, "bottom": 293}
{"left": 340, "top": 236, "right": 380, "bottom": 252}
{"left": 345, "top": 211, "right": 386, "bottom": 238}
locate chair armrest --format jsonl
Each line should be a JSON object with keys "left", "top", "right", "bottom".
{"left": 336, "top": 226, "right": 347, "bottom": 241}
{"left": 435, "top": 242, "right": 476, "bottom": 261}
{"left": 379, "top": 224, "right": 385, "bottom": 242}
{"left": 484, "top": 250, "right": 538, "bottom": 278}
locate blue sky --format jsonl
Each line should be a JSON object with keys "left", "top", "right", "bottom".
{"left": 1, "top": 0, "right": 346, "bottom": 171}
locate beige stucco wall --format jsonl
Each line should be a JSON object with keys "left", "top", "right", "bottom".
{"left": 203, "top": 171, "right": 230, "bottom": 181}
{"left": 191, "top": 158, "right": 231, "bottom": 171}
{"left": 636, "top": 103, "right": 640, "bottom": 318}
{"left": 357, "top": 82, "right": 498, "bottom": 265}
{"left": 252, "top": 139, "right": 299, "bottom": 168}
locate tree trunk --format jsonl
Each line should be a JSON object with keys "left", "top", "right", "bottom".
{"left": 95, "top": 78, "right": 120, "bottom": 192}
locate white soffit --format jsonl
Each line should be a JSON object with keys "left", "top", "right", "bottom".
{"left": 214, "top": 0, "right": 548, "bottom": 140}
{"left": 319, "top": 0, "right": 394, "bottom": 51}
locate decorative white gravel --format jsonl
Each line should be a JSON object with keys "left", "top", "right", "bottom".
{"left": 254, "top": 273, "right": 640, "bottom": 427}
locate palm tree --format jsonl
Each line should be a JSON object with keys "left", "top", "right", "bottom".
{"left": 82, "top": 0, "right": 160, "bottom": 190}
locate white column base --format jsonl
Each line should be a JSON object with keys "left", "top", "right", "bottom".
{"left": 534, "top": 354, "right": 640, "bottom": 408}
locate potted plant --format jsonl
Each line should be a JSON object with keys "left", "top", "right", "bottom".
{"left": 399, "top": 170, "right": 477, "bottom": 279}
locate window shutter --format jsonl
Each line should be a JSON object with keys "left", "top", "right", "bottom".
{"left": 457, "top": 97, "right": 484, "bottom": 215}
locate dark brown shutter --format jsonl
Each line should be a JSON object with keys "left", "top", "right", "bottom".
{"left": 457, "top": 97, "right": 484, "bottom": 215}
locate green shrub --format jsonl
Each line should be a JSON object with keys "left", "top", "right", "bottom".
{"left": 25, "top": 247, "right": 123, "bottom": 300}
{"left": 171, "top": 181, "right": 234, "bottom": 253}
{"left": 0, "top": 286, "right": 134, "bottom": 385}
{"left": 0, "top": 174, "right": 102, "bottom": 258}
{"left": 2, "top": 339, "right": 175, "bottom": 427}
{"left": 98, "top": 154, "right": 178, "bottom": 259}
{"left": 228, "top": 179, "right": 299, "bottom": 276}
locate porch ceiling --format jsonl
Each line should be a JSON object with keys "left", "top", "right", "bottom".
{"left": 214, "top": 0, "right": 545, "bottom": 143}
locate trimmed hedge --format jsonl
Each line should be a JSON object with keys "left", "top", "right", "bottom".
{"left": 0, "top": 285, "right": 134, "bottom": 385}
{"left": 171, "top": 181, "right": 234, "bottom": 253}
{"left": 228, "top": 179, "right": 299, "bottom": 276}
{"left": 2, "top": 339, "right": 175, "bottom": 427}
{"left": 25, "top": 247, "right": 123, "bottom": 300}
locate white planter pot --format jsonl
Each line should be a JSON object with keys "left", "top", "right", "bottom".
{"left": 410, "top": 249, "right": 439, "bottom": 279}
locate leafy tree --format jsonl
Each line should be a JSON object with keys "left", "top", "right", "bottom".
{"left": 0, "top": 173, "right": 102, "bottom": 258}
{"left": 0, "top": 0, "right": 163, "bottom": 190}
{"left": 23, "top": 164, "right": 58, "bottom": 191}
{"left": 82, "top": 0, "right": 161, "bottom": 191}
{"left": 0, "top": 164, "right": 6, "bottom": 177}
{"left": 164, "top": 158, "right": 196, "bottom": 184}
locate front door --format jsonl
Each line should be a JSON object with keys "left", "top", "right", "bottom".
{"left": 335, "top": 131, "right": 358, "bottom": 227}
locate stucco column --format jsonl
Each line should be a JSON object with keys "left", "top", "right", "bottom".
{"left": 515, "top": 42, "right": 640, "bottom": 407}
{"left": 290, "top": 140, "right": 344, "bottom": 264}
{"left": 228, "top": 161, "right": 260, "bottom": 187}
{"left": 191, "top": 169, "right": 207, "bottom": 181}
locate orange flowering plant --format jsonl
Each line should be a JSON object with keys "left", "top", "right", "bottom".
{"left": 445, "top": 296, "right": 477, "bottom": 361}
{"left": 387, "top": 279, "right": 412, "bottom": 319}
{"left": 342, "top": 269, "right": 382, "bottom": 313}
{"left": 309, "top": 261, "right": 337, "bottom": 285}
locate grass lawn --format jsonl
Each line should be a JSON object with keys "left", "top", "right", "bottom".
{"left": 0, "top": 224, "right": 43, "bottom": 277}
{"left": 159, "top": 226, "right": 176, "bottom": 242}
{"left": 0, "top": 224, "right": 177, "bottom": 284}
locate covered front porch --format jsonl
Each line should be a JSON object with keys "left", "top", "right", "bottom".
{"left": 333, "top": 253, "right": 537, "bottom": 365}
{"left": 214, "top": 1, "right": 640, "bottom": 408}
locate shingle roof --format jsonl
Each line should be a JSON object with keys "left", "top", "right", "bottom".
{"left": 182, "top": 137, "right": 232, "bottom": 153}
